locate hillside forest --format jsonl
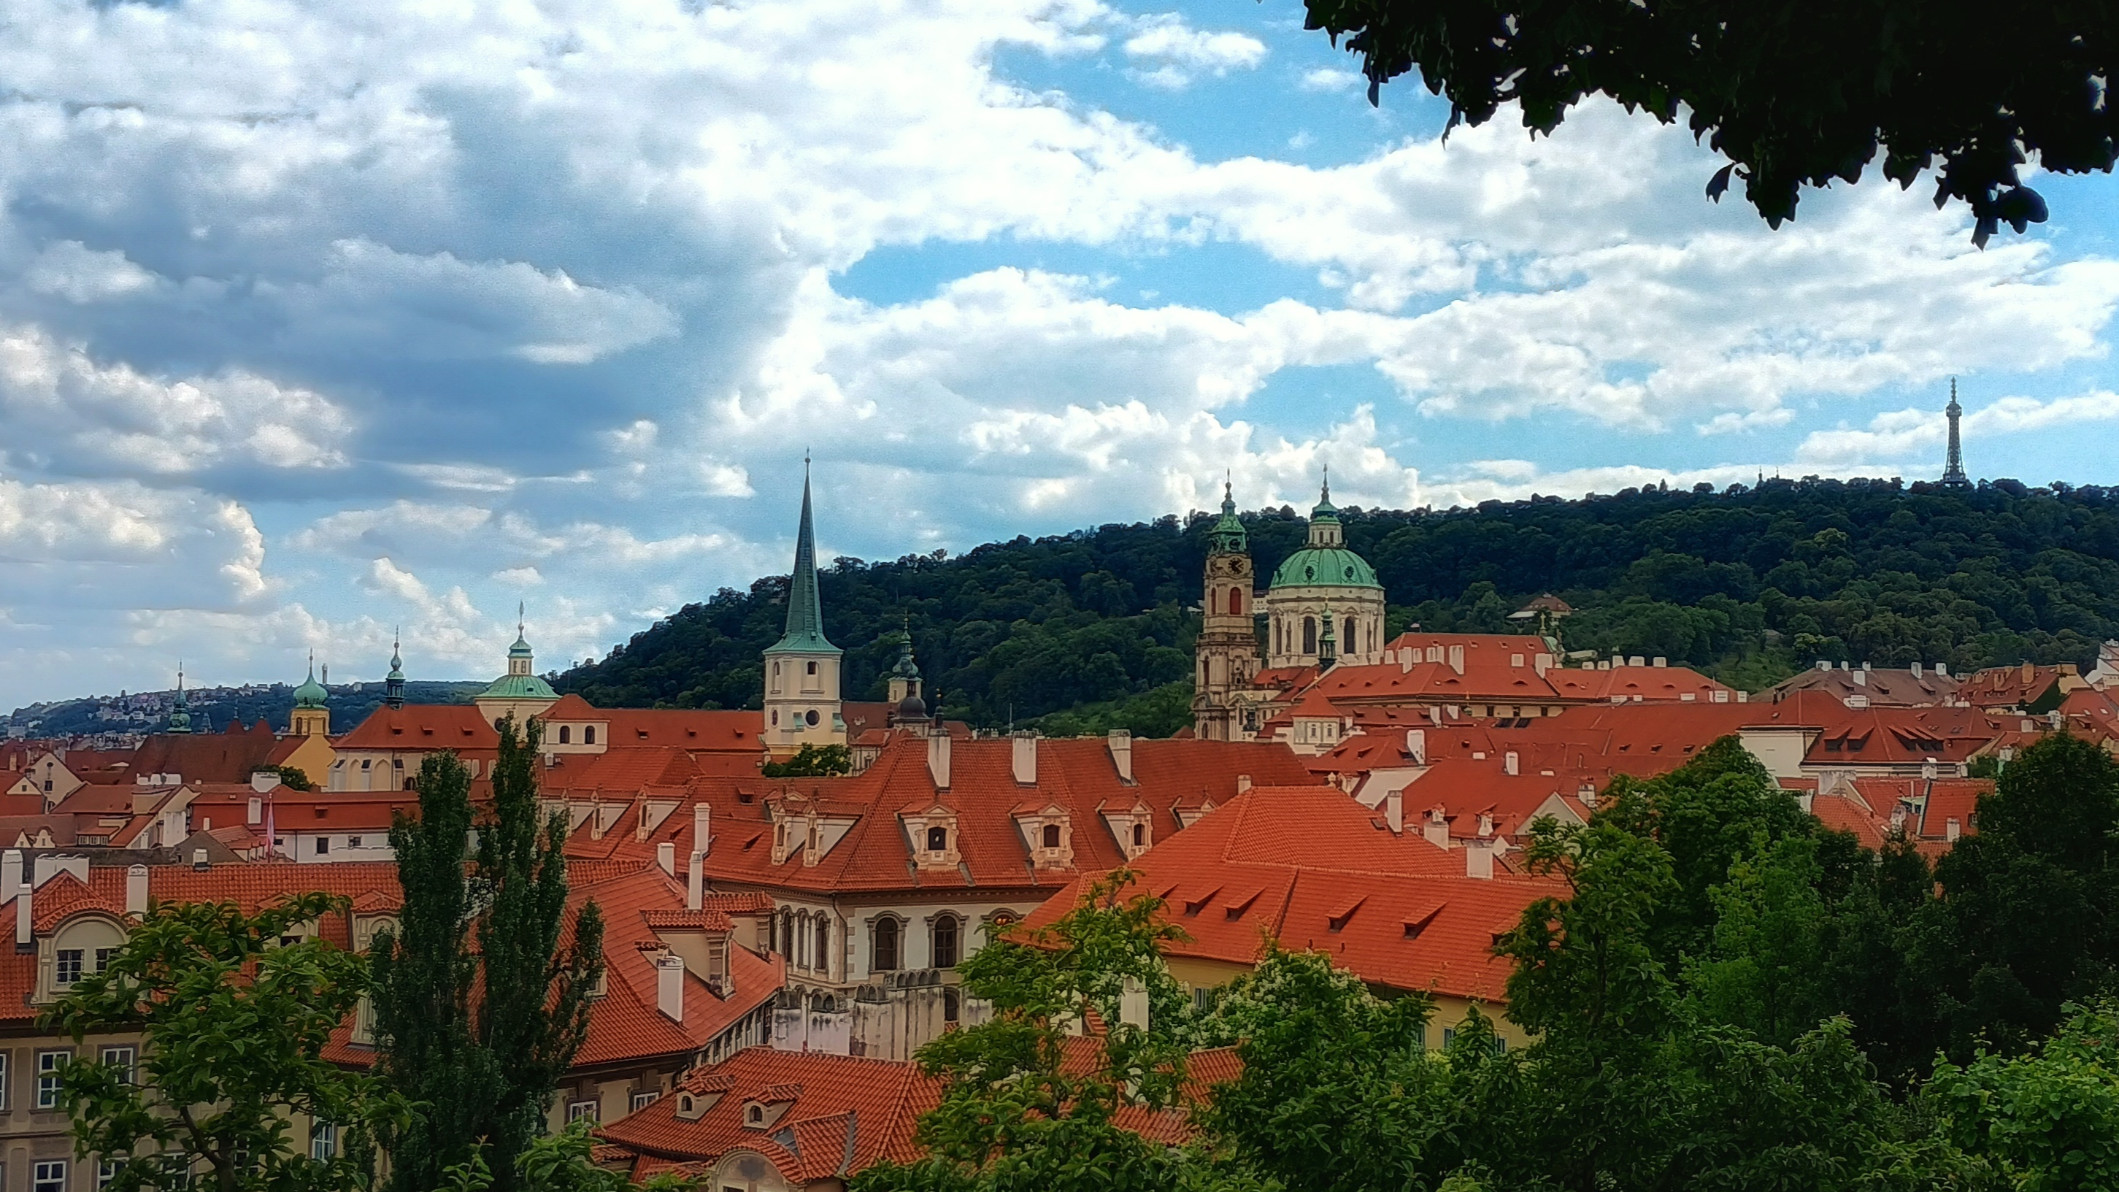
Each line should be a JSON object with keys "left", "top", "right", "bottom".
{"left": 557, "top": 478, "right": 2119, "bottom": 737}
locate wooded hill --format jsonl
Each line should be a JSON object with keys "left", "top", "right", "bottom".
{"left": 554, "top": 477, "right": 2119, "bottom": 735}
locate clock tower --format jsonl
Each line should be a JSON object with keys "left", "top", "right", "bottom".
{"left": 1192, "top": 482, "right": 1263, "bottom": 740}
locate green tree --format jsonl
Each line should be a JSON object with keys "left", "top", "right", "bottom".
{"left": 371, "top": 718, "right": 606, "bottom": 1192}
{"left": 855, "top": 872, "right": 1219, "bottom": 1192}
{"left": 1301, "top": 0, "right": 2114, "bottom": 241}
{"left": 1929, "top": 1000, "right": 2119, "bottom": 1191}
{"left": 761, "top": 742, "right": 853, "bottom": 777}
{"left": 44, "top": 893, "right": 406, "bottom": 1192}
{"left": 1924, "top": 733, "right": 2119, "bottom": 1057}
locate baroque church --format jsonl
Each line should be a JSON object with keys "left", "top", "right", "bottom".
{"left": 1193, "top": 477, "right": 1387, "bottom": 741}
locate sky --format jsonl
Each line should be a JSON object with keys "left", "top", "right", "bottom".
{"left": 4, "top": 0, "right": 2119, "bottom": 710}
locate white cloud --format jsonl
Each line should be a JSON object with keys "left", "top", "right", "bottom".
{"left": 24, "top": 241, "right": 159, "bottom": 303}
{"left": 1123, "top": 15, "right": 1267, "bottom": 88}
{"left": 1298, "top": 68, "right": 1361, "bottom": 93}
{"left": 1796, "top": 390, "right": 2119, "bottom": 466}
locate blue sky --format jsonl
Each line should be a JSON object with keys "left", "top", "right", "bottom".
{"left": 2, "top": 0, "right": 2117, "bottom": 708}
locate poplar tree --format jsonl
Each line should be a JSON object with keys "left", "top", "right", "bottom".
{"left": 372, "top": 717, "right": 605, "bottom": 1192}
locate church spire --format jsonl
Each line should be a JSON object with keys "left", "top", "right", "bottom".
{"left": 1940, "top": 378, "right": 1971, "bottom": 489}
{"left": 768, "top": 458, "right": 839, "bottom": 656}
{"left": 385, "top": 630, "right": 406, "bottom": 709}
{"left": 168, "top": 666, "right": 192, "bottom": 734}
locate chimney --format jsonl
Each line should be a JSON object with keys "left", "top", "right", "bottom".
{"left": 250, "top": 770, "right": 282, "bottom": 794}
{"left": 1510, "top": 653, "right": 1524, "bottom": 668}
{"left": 1922, "top": 758, "right": 1937, "bottom": 780}
{"left": 927, "top": 733, "right": 952, "bottom": 790}
{"left": 1235, "top": 773, "right": 1252, "bottom": 794}
{"left": 14, "top": 883, "right": 27, "bottom": 949}
{"left": 126, "top": 865, "right": 149, "bottom": 918}
{"left": 1651, "top": 657, "right": 1667, "bottom": 668}
{"left": 1911, "top": 661, "right": 1925, "bottom": 677}
{"left": 1936, "top": 663, "right": 1949, "bottom": 678}
{"left": 656, "top": 841, "right": 676, "bottom": 876}
{"left": 1851, "top": 668, "right": 1866, "bottom": 687}
{"left": 656, "top": 953, "right": 685, "bottom": 1022}
{"left": 1534, "top": 653, "right": 1550, "bottom": 676}
{"left": 1503, "top": 751, "right": 1519, "bottom": 776}
{"left": 687, "top": 851, "right": 704, "bottom": 911}
{"left": 2021, "top": 661, "right": 2036, "bottom": 683}
{"left": 1629, "top": 655, "right": 1646, "bottom": 667}
{"left": 247, "top": 797, "right": 262, "bottom": 826}
{"left": 1106, "top": 730, "right": 1133, "bottom": 783}
{"left": 1012, "top": 733, "right": 1037, "bottom": 786}
{"left": 1422, "top": 808, "right": 1449, "bottom": 850}
{"left": 1447, "top": 644, "right": 1465, "bottom": 675}
{"left": 1404, "top": 729, "right": 1426, "bottom": 765}
{"left": 693, "top": 803, "right": 711, "bottom": 856}
{"left": 1, "top": 848, "right": 22, "bottom": 907}
{"left": 1384, "top": 787, "right": 1403, "bottom": 834}
{"left": 1400, "top": 652, "right": 1413, "bottom": 674}
{"left": 192, "top": 849, "right": 209, "bottom": 871}
{"left": 1946, "top": 818, "right": 1962, "bottom": 842}
{"left": 1817, "top": 660, "right": 1832, "bottom": 671}
{"left": 1465, "top": 841, "right": 1493, "bottom": 880}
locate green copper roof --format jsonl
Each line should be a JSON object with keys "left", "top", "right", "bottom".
{"left": 168, "top": 671, "right": 191, "bottom": 734}
{"left": 293, "top": 657, "right": 328, "bottom": 709}
{"left": 1207, "top": 480, "right": 1247, "bottom": 554}
{"left": 1311, "top": 473, "right": 1338, "bottom": 521}
{"left": 766, "top": 465, "right": 841, "bottom": 657}
{"left": 890, "top": 635, "right": 921, "bottom": 680}
{"left": 480, "top": 672, "right": 558, "bottom": 700}
{"left": 1269, "top": 546, "right": 1380, "bottom": 589}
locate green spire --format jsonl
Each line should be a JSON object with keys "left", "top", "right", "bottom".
{"left": 766, "top": 460, "right": 840, "bottom": 657}
{"left": 1312, "top": 467, "right": 1338, "bottom": 521}
{"left": 168, "top": 667, "right": 192, "bottom": 734}
{"left": 294, "top": 652, "right": 329, "bottom": 709}
{"left": 385, "top": 631, "right": 405, "bottom": 709}
{"left": 1208, "top": 476, "right": 1247, "bottom": 554}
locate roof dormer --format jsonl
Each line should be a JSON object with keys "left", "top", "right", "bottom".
{"left": 904, "top": 803, "right": 962, "bottom": 871}
{"left": 1016, "top": 803, "right": 1074, "bottom": 870}
{"left": 740, "top": 1084, "right": 801, "bottom": 1130}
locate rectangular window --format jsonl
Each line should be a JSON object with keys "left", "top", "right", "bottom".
{"left": 55, "top": 950, "right": 83, "bottom": 986}
{"left": 93, "top": 948, "right": 115, "bottom": 974}
{"left": 348, "top": 837, "right": 362, "bottom": 848}
{"left": 36, "top": 1049, "right": 70, "bottom": 1109}
{"left": 98, "top": 1159, "right": 125, "bottom": 1189}
{"left": 566, "top": 1099, "right": 599, "bottom": 1124}
{"left": 315, "top": 837, "right": 330, "bottom": 856}
{"left": 0, "top": 1051, "right": 10, "bottom": 1110}
{"left": 99, "top": 1045, "right": 137, "bottom": 1084}
{"left": 630, "top": 1091, "right": 659, "bottom": 1112}
{"left": 33, "top": 1160, "right": 65, "bottom": 1192}
{"left": 1440, "top": 1027, "right": 1455, "bottom": 1050}
{"left": 310, "top": 1121, "right": 338, "bottom": 1161}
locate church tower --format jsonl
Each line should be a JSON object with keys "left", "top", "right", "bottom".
{"left": 384, "top": 633, "right": 406, "bottom": 709}
{"left": 167, "top": 668, "right": 192, "bottom": 735}
{"left": 763, "top": 463, "right": 844, "bottom": 758}
{"left": 290, "top": 654, "right": 330, "bottom": 738}
{"left": 1192, "top": 481, "right": 1262, "bottom": 741}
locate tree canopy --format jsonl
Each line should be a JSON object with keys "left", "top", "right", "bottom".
{"left": 1302, "top": 0, "right": 2118, "bottom": 243}
{"left": 559, "top": 478, "right": 2119, "bottom": 730}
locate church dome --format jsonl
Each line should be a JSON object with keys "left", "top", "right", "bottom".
{"left": 1269, "top": 546, "right": 1380, "bottom": 589}
{"left": 293, "top": 661, "right": 328, "bottom": 709}
{"left": 896, "top": 693, "right": 928, "bottom": 720}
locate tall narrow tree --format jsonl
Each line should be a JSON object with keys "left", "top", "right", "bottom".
{"left": 371, "top": 718, "right": 604, "bottom": 1192}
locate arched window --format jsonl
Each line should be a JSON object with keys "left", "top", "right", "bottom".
{"left": 1345, "top": 617, "right": 1356, "bottom": 655}
{"left": 1302, "top": 617, "right": 1317, "bottom": 655}
{"left": 813, "top": 917, "right": 831, "bottom": 973}
{"left": 944, "top": 987, "right": 961, "bottom": 1023}
{"left": 557, "top": 725, "right": 571, "bottom": 744}
{"left": 1209, "top": 589, "right": 1218, "bottom": 616}
{"left": 932, "top": 915, "right": 960, "bottom": 968}
{"left": 584, "top": 725, "right": 596, "bottom": 745}
{"left": 1131, "top": 823, "right": 1146, "bottom": 847}
{"left": 872, "top": 917, "right": 900, "bottom": 972}
{"left": 1041, "top": 823, "right": 1061, "bottom": 849}
{"left": 926, "top": 826, "right": 948, "bottom": 852}
{"left": 1229, "top": 588, "right": 1243, "bottom": 616}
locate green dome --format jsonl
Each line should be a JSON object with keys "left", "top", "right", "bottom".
{"left": 1269, "top": 546, "right": 1380, "bottom": 590}
{"left": 481, "top": 672, "right": 558, "bottom": 700}
{"left": 293, "top": 661, "right": 328, "bottom": 709}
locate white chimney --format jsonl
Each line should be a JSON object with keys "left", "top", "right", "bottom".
{"left": 1852, "top": 669, "right": 1867, "bottom": 687}
{"left": 0, "top": 849, "right": 21, "bottom": 907}
{"left": 1946, "top": 818, "right": 1962, "bottom": 842}
{"left": 14, "top": 883, "right": 27, "bottom": 947}
{"left": 1922, "top": 758, "right": 1938, "bottom": 780}
{"left": 1422, "top": 808, "right": 1450, "bottom": 850}
{"left": 1384, "top": 787, "right": 1403, "bottom": 834}
{"left": 1106, "top": 730, "right": 1133, "bottom": 783}
{"left": 1466, "top": 841, "right": 1493, "bottom": 880}
{"left": 1818, "top": 660, "right": 1832, "bottom": 671}
{"left": 1235, "top": 773, "right": 1252, "bottom": 794}
{"left": 1629, "top": 656, "right": 1646, "bottom": 667}
{"left": 1936, "top": 663, "right": 1950, "bottom": 678}
{"left": 247, "top": 796, "right": 262, "bottom": 826}
{"left": 1534, "top": 653, "right": 1550, "bottom": 676}
{"left": 927, "top": 733, "right": 953, "bottom": 789}
{"left": 1652, "top": 657, "right": 1667, "bottom": 668}
{"left": 1448, "top": 644, "right": 1465, "bottom": 675}
{"left": 656, "top": 953, "right": 685, "bottom": 1022}
{"left": 1911, "top": 662, "right": 1925, "bottom": 677}
{"left": 693, "top": 803, "right": 711, "bottom": 856}
{"left": 656, "top": 841, "right": 676, "bottom": 876}
{"left": 250, "top": 770, "right": 282, "bottom": 794}
{"left": 1400, "top": 652, "right": 1413, "bottom": 674}
{"left": 1404, "top": 729, "right": 1426, "bottom": 765}
{"left": 687, "top": 851, "right": 704, "bottom": 911}
{"left": 1012, "top": 733, "right": 1037, "bottom": 786}
{"left": 1510, "top": 653, "right": 1524, "bottom": 668}
{"left": 126, "top": 865, "right": 149, "bottom": 918}
{"left": 1503, "top": 751, "right": 1519, "bottom": 776}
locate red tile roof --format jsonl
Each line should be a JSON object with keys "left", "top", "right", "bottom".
{"left": 334, "top": 704, "right": 500, "bottom": 751}
{"left": 1024, "top": 786, "right": 1558, "bottom": 1002}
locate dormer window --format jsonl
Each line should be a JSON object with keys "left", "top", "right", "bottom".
{"left": 1131, "top": 823, "right": 1146, "bottom": 848}
{"left": 557, "top": 726, "right": 570, "bottom": 744}
{"left": 745, "top": 1104, "right": 764, "bottom": 1127}
{"left": 1042, "top": 823, "right": 1061, "bottom": 849}
{"left": 927, "top": 826, "right": 948, "bottom": 852}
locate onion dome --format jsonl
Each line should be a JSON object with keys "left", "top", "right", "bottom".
{"left": 293, "top": 655, "right": 328, "bottom": 709}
